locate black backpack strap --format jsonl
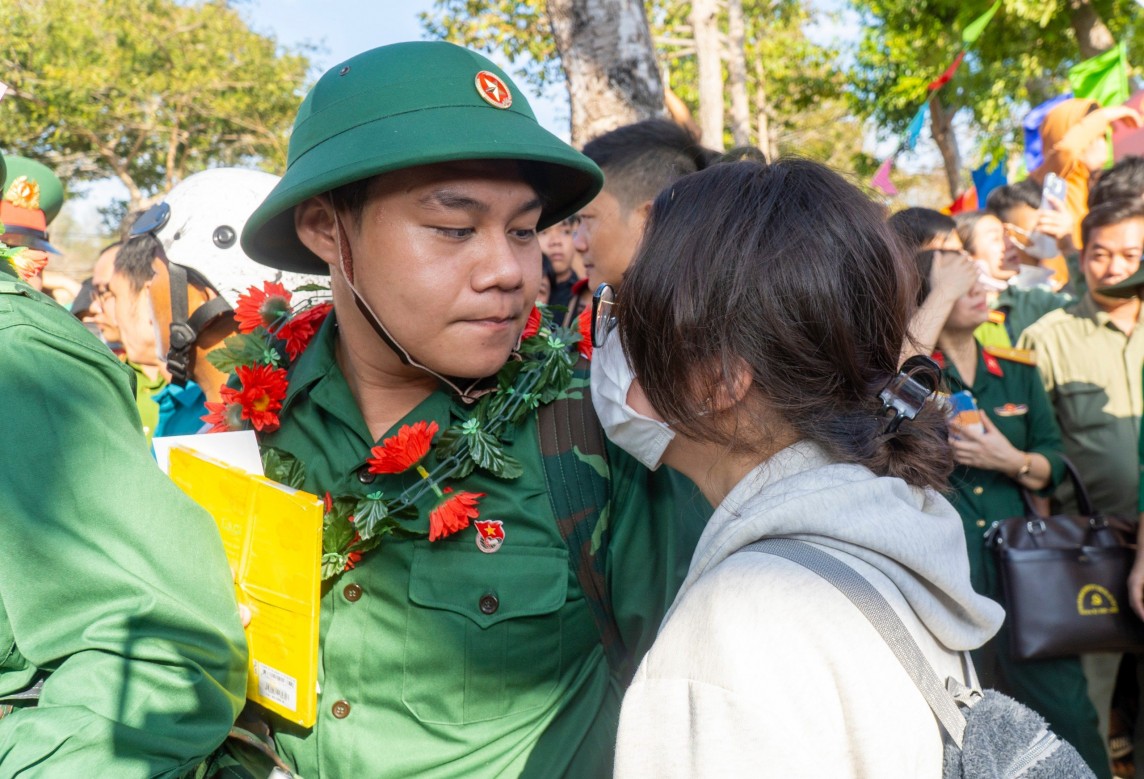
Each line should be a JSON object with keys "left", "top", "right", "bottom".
{"left": 537, "top": 359, "right": 630, "bottom": 682}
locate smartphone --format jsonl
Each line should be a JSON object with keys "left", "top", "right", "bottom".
{"left": 1041, "top": 172, "right": 1067, "bottom": 210}
{"left": 947, "top": 390, "right": 986, "bottom": 435}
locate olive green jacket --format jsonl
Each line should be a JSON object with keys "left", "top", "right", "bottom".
{"left": 0, "top": 262, "right": 248, "bottom": 777}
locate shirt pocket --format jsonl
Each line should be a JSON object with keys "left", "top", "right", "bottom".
{"left": 402, "top": 542, "right": 568, "bottom": 725}
{"left": 1055, "top": 382, "right": 1110, "bottom": 433}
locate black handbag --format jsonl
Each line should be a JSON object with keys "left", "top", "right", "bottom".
{"left": 988, "top": 458, "right": 1144, "bottom": 660}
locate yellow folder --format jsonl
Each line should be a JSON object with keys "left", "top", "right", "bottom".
{"left": 169, "top": 445, "right": 322, "bottom": 727}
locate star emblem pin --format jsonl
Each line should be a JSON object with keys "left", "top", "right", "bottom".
{"left": 475, "top": 71, "right": 513, "bottom": 110}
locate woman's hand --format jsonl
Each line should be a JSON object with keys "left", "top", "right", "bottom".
{"left": 1130, "top": 517, "right": 1144, "bottom": 620}
{"left": 929, "top": 249, "right": 979, "bottom": 303}
{"left": 949, "top": 412, "right": 1024, "bottom": 475}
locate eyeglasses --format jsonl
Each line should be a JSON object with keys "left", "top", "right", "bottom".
{"left": 1002, "top": 223, "right": 1032, "bottom": 250}
{"left": 591, "top": 282, "right": 616, "bottom": 348}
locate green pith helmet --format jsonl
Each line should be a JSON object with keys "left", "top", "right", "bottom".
{"left": 242, "top": 41, "right": 604, "bottom": 275}
{"left": 1, "top": 155, "right": 65, "bottom": 253}
{"left": 1098, "top": 267, "right": 1144, "bottom": 298}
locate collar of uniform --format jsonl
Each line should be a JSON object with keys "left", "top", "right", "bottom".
{"left": 280, "top": 310, "right": 508, "bottom": 451}
{"left": 1079, "top": 292, "right": 1144, "bottom": 331}
{"left": 153, "top": 379, "right": 205, "bottom": 409}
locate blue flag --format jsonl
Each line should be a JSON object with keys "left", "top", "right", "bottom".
{"left": 906, "top": 104, "right": 929, "bottom": 151}
{"left": 1023, "top": 93, "right": 1072, "bottom": 171}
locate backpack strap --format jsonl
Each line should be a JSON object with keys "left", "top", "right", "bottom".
{"left": 744, "top": 538, "right": 967, "bottom": 747}
{"left": 537, "top": 359, "right": 630, "bottom": 682}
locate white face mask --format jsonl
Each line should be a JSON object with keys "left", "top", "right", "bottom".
{"left": 590, "top": 332, "right": 675, "bottom": 471}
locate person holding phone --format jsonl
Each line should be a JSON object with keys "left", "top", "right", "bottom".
{"left": 1034, "top": 98, "right": 1141, "bottom": 252}
{"left": 912, "top": 247, "right": 1109, "bottom": 776}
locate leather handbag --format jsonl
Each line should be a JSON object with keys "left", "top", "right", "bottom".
{"left": 988, "top": 458, "right": 1144, "bottom": 660}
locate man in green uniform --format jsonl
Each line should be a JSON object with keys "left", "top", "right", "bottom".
{"left": 231, "top": 42, "right": 706, "bottom": 777}
{"left": 1019, "top": 198, "right": 1144, "bottom": 774}
{"left": 0, "top": 151, "right": 248, "bottom": 774}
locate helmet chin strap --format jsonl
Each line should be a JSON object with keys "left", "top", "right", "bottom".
{"left": 332, "top": 213, "right": 492, "bottom": 403}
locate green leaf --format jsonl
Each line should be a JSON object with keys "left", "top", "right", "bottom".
{"left": 262, "top": 447, "right": 306, "bottom": 489}
{"left": 292, "top": 283, "right": 330, "bottom": 292}
{"left": 206, "top": 332, "right": 279, "bottom": 374}
{"left": 321, "top": 553, "right": 346, "bottom": 580}
{"left": 353, "top": 493, "right": 391, "bottom": 539}
{"left": 323, "top": 514, "right": 355, "bottom": 555}
{"left": 495, "top": 453, "right": 524, "bottom": 480}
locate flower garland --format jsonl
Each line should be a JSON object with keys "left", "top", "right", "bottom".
{"left": 0, "top": 222, "right": 49, "bottom": 282}
{"left": 205, "top": 280, "right": 592, "bottom": 579}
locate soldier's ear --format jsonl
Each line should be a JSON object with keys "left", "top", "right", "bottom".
{"left": 295, "top": 195, "right": 340, "bottom": 272}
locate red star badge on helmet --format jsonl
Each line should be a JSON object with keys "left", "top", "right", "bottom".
{"left": 475, "top": 71, "right": 512, "bottom": 109}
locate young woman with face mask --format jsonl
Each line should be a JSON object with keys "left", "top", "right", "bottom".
{"left": 595, "top": 158, "right": 1007, "bottom": 777}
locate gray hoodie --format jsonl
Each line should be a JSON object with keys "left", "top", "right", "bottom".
{"left": 615, "top": 441, "right": 1005, "bottom": 778}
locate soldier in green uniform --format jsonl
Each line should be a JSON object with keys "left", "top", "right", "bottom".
{"left": 0, "top": 152, "right": 248, "bottom": 775}
{"left": 223, "top": 42, "right": 706, "bottom": 777}
{"left": 913, "top": 247, "right": 1109, "bottom": 777}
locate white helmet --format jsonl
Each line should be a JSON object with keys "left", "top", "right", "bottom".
{"left": 152, "top": 167, "right": 325, "bottom": 305}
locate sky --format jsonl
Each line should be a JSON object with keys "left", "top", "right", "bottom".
{"left": 64, "top": 0, "right": 570, "bottom": 232}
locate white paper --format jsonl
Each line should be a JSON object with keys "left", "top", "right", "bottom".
{"left": 153, "top": 430, "right": 264, "bottom": 476}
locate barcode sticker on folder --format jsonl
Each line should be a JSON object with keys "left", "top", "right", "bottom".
{"left": 255, "top": 661, "right": 298, "bottom": 712}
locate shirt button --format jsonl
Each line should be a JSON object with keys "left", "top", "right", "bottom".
{"left": 479, "top": 593, "right": 499, "bottom": 615}
{"left": 343, "top": 584, "right": 363, "bottom": 602}
{"left": 973, "top": 486, "right": 984, "bottom": 495}
{"left": 976, "top": 519, "right": 987, "bottom": 528}
{"left": 356, "top": 466, "right": 376, "bottom": 485}
{"left": 331, "top": 699, "right": 351, "bottom": 719}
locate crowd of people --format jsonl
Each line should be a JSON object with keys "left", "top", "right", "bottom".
{"left": 3, "top": 38, "right": 1144, "bottom": 778}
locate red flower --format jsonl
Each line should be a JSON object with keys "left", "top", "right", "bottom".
{"left": 428, "top": 489, "right": 485, "bottom": 542}
{"left": 8, "top": 249, "right": 48, "bottom": 282}
{"left": 234, "top": 281, "right": 292, "bottom": 334}
{"left": 345, "top": 551, "right": 363, "bottom": 570}
{"left": 201, "top": 386, "right": 246, "bottom": 432}
{"left": 576, "top": 308, "right": 592, "bottom": 361}
{"left": 323, "top": 492, "right": 333, "bottom": 515}
{"left": 233, "top": 363, "right": 289, "bottom": 432}
{"left": 277, "top": 302, "right": 333, "bottom": 360}
{"left": 367, "top": 420, "right": 439, "bottom": 474}
{"left": 521, "top": 305, "right": 542, "bottom": 340}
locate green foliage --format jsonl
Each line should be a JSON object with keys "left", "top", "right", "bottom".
{"left": 419, "top": 0, "right": 562, "bottom": 87}
{"left": 848, "top": 0, "right": 1143, "bottom": 160}
{"left": 0, "top": 0, "right": 311, "bottom": 208}
{"left": 420, "top": 0, "right": 864, "bottom": 168}
{"left": 206, "top": 331, "right": 281, "bottom": 374}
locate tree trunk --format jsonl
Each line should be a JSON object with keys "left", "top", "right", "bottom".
{"left": 1067, "top": 0, "right": 1115, "bottom": 59}
{"left": 928, "top": 93, "right": 962, "bottom": 200}
{"left": 726, "top": 0, "right": 750, "bottom": 148}
{"left": 547, "top": 0, "right": 665, "bottom": 146}
{"left": 689, "top": 0, "right": 724, "bottom": 150}
{"left": 754, "top": 58, "right": 777, "bottom": 160}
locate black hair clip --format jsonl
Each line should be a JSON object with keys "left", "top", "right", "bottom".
{"left": 878, "top": 355, "right": 941, "bottom": 435}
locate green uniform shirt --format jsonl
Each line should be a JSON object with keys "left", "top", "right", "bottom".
{"left": 127, "top": 359, "right": 165, "bottom": 441}
{"left": 994, "top": 284, "right": 1073, "bottom": 344}
{"left": 1018, "top": 295, "right": 1144, "bottom": 519}
{"left": 938, "top": 346, "right": 1065, "bottom": 595}
{"left": 260, "top": 315, "right": 706, "bottom": 778}
{"left": 0, "top": 262, "right": 247, "bottom": 776}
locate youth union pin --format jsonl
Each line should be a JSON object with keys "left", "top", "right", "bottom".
{"left": 475, "top": 519, "right": 505, "bottom": 553}
{"left": 475, "top": 71, "right": 512, "bottom": 109}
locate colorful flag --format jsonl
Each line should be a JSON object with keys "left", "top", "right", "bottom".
{"left": 928, "top": 51, "right": 967, "bottom": 92}
{"left": 948, "top": 186, "right": 979, "bottom": 215}
{"left": 906, "top": 104, "right": 929, "bottom": 150}
{"left": 0, "top": 82, "right": 8, "bottom": 103}
{"left": 1068, "top": 42, "right": 1130, "bottom": 107}
{"left": 871, "top": 157, "right": 899, "bottom": 197}
{"left": 961, "top": 0, "right": 1003, "bottom": 45}
{"left": 971, "top": 158, "right": 1008, "bottom": 207}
